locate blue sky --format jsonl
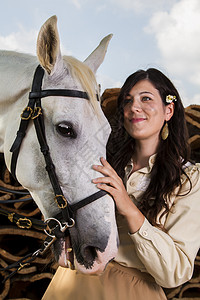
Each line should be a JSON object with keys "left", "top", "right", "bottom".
{"left": 1, "top": 0, "right": 200, "bottom": 107}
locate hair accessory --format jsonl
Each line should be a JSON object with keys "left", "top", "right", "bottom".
{"left": 161, "top": 122, "right": 169, "bottom": 140}
{"left": 166, "top": 95, "right": 176, "bottom": 103}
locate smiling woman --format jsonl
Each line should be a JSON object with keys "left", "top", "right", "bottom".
{"left": 88, "top": 68, "right": 200, "bottom": 299}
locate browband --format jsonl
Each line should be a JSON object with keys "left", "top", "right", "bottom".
{"left": 29, "top": 90, "right": 99, "bottom": 101}
{"left": 29, "top": 90, "right": 90, "bottom": 100}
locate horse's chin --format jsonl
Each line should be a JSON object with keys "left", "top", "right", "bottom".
{"left": 73, "top": 255, "right": 113, "bottom": 275}
{"left": 57, "top": 235, "right": 115, "bottom": 275}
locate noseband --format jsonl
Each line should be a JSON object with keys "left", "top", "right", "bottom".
{"left": 3, "top": 65, "right": 107, "bottom": 281}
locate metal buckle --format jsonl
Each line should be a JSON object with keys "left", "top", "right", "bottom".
{"left": 35, "top": 235, "right": 57, "bottom": 256}
{"left": 16, "top": 217, "right": 32, "bottom": 229}
{"left": 21, "top": 107, "right": 33, "bottom": 120}
{"left": 44, "top": 217, "right": 75, "bottom": 237}
{"left": 32, "top": 107, "right": 42, "bottom": 119}
{"left": 54, "top": 195, "right": 68, "bottom": 209}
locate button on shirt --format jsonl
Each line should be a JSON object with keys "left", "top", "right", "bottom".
{"left": 114, "top": 155, "right": 200, "bottom": 288}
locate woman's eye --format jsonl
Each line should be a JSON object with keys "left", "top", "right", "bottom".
{"left": 142, "top": 96, "right": 151, "bottom": 101}
{"left": 56, "top": 123, "right": 77, "bottom": 138}
{"left": 124, "top": 98, "right": 133, "bottom": 105}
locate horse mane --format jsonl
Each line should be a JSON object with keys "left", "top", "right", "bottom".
{"left": 63, "top": 56, "right": 100, "bottom": 112}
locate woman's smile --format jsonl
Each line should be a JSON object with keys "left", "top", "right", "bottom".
{"left": 130, "top": 117, "right": 147, "bottom": 124}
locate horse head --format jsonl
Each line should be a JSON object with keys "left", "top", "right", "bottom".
{"left": 0, "top": 16, "right": 118, "bottom": 274}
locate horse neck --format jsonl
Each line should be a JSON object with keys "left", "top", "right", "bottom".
{"left": 0, "top": 51, "right": 38, "bottom": 111}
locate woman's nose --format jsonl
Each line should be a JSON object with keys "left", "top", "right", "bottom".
{"left": 130, "top": 99, "right": 142, "bottom": 112}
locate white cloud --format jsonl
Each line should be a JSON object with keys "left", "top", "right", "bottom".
{"left": 0, "top": 25, "right": 37, "bottom": 54}
{"left": 146, "top": 0, "right": 200, "bottom": 86}
{"left": 0, "top": 25, "right": 71, "bottom": 57}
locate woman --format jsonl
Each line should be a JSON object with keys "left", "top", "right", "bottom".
{"left": 42, "top": 68, "right": 200, "bottom": 299}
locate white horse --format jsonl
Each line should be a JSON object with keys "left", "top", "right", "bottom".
{"left": 0, "top": 16, "right": 118, "bottom": 274}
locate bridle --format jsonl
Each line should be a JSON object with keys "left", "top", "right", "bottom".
{"left": 1, "top": 65, "right": 107, "bottom": 281}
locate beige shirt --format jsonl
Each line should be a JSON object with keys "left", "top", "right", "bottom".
{"left": 114, "top": 155, "right": 200, "bottom": 288}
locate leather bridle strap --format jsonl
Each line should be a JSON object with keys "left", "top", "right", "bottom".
{"left": 53, "top": 189, "right": 107, "bottom": 222}
{"left": 29, "top": 90, "right": 100, "bottom": 102}
{"left": 10, "top": 65, "right": 45, "bottom": 179}
{"left": 29, "top": 89, "right": 89, "bottom": 100}
{"left": 70, "top": 189, "right": 107, "bottom": 212}
{"left": 32, "top": 98, "right": 73, "bottom": 224}
{"left": 10, "top": 97, "right": 36, "bottom": 178}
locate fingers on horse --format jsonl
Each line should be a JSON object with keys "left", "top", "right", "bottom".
{"left": 93, "top": 159, "right": 118, "bottom": 180}
{"left": 100, "top": 157, "right": 118, "bottom": 175}
{"left": 96, "top": 182, "right": 117, "bottom": 196}
{"left": 93, "top": 176, "right": 118, "bottom": 189}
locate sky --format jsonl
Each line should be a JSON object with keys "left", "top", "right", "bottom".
{"left": 0, "top": 0, "right": 200, "bottom": 107}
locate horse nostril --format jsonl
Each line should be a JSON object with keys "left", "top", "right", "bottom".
{"left": 83, "top": 246, "right": 98, "bottom": 262}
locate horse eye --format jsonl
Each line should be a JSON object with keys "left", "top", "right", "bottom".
{"left": 56, "top": 123, "right": 77, "bottom": 138}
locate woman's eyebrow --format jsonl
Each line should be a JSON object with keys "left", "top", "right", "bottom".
{"left": 126, "top": 91, "right": 154, "bottom": 97}
{"left": 126, "top": 93, "right": 133, "bottom": 97}
{"left": 139, "top": 91, "right": 154, "bottom": 95}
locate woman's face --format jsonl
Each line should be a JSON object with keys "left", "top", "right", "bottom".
{"left": 123, "top": 79, "right": 173, "bottom": 143}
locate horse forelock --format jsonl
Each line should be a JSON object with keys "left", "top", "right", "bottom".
{"left": 63, "top": 56, "right": 100, "bottom": 113}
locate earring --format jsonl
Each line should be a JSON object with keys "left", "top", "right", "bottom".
{"left": 161, "top": 122, "right": 169, "bottom": 140}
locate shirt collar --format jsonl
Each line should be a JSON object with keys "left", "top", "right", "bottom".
{"left": 125, "top": 154, "right": 157, "bottom": 178}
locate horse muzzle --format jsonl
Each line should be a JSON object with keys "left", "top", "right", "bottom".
{"left": 56, "top": 228, "right": 118, "bottom": 275}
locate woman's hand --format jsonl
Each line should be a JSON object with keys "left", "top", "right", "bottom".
{"left": 92, "top": 157, "right": 145, "bottom": 233}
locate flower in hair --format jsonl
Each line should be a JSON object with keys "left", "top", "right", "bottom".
{"left": 166, "top": 95, "right": 177, "bottom": 103}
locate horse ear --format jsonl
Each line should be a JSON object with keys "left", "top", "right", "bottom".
{"left": 37, "top": 15, "right": 62, "bottom": 75}
{"left": 84, "top": 34, "right": 113, "bottom": 73}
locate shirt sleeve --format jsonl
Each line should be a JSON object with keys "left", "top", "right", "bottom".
{"left": 129, "top": 164, "right": 200, "bottom": 288}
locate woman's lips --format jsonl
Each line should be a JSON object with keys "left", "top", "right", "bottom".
{"left": 130, "top": 118, "right": 146, "bottom": 123}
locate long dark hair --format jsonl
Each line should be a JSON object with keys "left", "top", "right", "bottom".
{"left": 107, "top": 68, "right": 191, "bottom": 227}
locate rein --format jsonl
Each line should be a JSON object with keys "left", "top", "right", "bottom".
{"left": 1, "top": 65, "right": 107, "bottom": 282}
